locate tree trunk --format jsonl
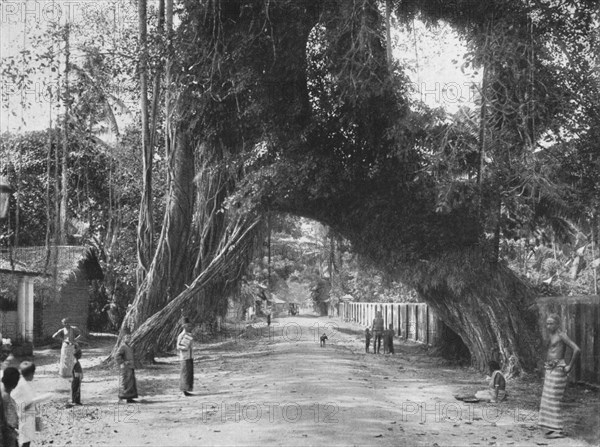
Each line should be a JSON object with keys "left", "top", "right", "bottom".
{"left": 407, "top": 251, "right": 539, "bottom": 372}
{"left": 149, "top": 0, "right": 165, "bottom": 152}
{"left": 385, "top": 0, "right": 393, "bottom": 67}
{"left": 125, "top": 0, "right": 545, "bottom": 374}
{"left": 60, "top": 24, "right": 70, "bottom": 244}
{"left": 111, "top": 218, "right": 260, "bottom": 363}
{"left": 164, "top": 0, "right": 174, "bottom": 184}
{"left": 137, "top": 0, "right": 154, "bottom": 286}
{"left": 113, "top": 128, "right": 195, "bottom": 359}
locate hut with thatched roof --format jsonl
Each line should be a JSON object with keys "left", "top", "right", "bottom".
{"left": 0, "top": 246, "right": 103, "bottom": 350}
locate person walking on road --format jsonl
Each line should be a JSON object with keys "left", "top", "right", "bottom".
{"left": 371, "top": 311, "right": 384, "bottom": 354}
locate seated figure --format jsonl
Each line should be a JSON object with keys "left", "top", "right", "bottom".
{"left": 474, "top": 360, "right": 507, "bottom": 403}
{"left": 454, "top": 360, "right": 507, "bottom": 403}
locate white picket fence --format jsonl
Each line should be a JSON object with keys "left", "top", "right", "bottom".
{"left": 339, "top": 302, "right": 444, "bottom": 345}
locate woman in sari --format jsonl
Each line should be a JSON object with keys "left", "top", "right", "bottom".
{"left": 52, "top": 318, "right": 81, "bottom": 378}
{"left": 116, "top": 334, "right": 138, "bottom": 403}
{"left": 177, "top": 318, "right": 194, "bottom": 396}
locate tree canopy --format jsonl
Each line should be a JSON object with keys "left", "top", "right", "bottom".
{"left": 1, "top": 0, "right": 598, "bottom": 371}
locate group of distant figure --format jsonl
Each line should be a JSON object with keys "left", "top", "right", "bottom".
{"left": 317, "top": 311, "right": 394, "bottom": 353}
{"left": 365, "top": 311, "right": 395, "bottom": 354}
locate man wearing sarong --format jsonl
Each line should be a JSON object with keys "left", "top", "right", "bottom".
{"left": 177, "top": 319, "right": 194, "bottom": 397}
{"left": 52, "top": 318, "right": 81, "bottom": 378}
{"left": 371, "top": 311, "right": 384, "bottom": 354}
{"left": 539, "top": 313, "right": 580, "bottom": 439}
{"left": 116, "top": 334, "right": 138, "bottom": 403}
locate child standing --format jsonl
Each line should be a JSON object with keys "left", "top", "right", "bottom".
{"left": 71, "top": 348, "right": 83, "bottom": 405}
{"left": 1, "top": 367, "right": 20, "bottom": 447}
{"left": 320, "top": 334, "right": 328, "bottom": 347}
{"left": 383, "top": 324, "right": 395, "bottom": 354}
{"left": 12, "top": 362, "right": 52, "bottom": 447}
{"left": 365, "top": 328, "right": 372, "bottom": 353}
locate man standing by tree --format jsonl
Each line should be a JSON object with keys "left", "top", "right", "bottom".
{"left": 116, "top": 333, "right": 139, "bottom": 403}
{"left": 539, "top": 314, "right": 580, "bottom": 439}
{"left": 177, "top": 318, "right": 194, "bottom": 397}
{"left": 371, "top": 311, "right": 384, "bottom": 354}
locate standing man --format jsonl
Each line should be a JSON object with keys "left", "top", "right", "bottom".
{"left": 177, "top": 318, "right": 194, "bottom": 397}
{"left": 52, "top": 318, "right": 81, "bottom": 378}
{"left": 371, "top": 311, "right": 384, "bottom": 354}
{"left": 116, "top": 333, "right": 139, "bottom": 403}
{"left": 539, "top": 313, "right": 580, "bottom": 439}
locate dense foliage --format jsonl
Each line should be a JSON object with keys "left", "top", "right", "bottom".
{"left": 1, "top": 0, "right": 598, "bottom": 368}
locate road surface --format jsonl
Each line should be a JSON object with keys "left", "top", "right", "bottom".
{"left": 32, "top": 314, "right": 595, "bottom": 446}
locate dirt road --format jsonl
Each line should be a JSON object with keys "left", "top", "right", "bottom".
{"left": 31, "top": 314, "right": 597, "bottom": 446}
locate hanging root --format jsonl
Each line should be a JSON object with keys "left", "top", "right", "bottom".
{"left": 123, "top": 217, "right": 261, "bottom": 362}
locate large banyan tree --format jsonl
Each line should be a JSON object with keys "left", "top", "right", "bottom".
{"left": 117, "top": 0, "right": 599, "bottom": 371}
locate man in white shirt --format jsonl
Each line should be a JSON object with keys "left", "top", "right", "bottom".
{"left": 177, "top": 319, "right": 195, "bottom": 397}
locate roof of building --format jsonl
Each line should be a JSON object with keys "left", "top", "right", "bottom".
{"left": 0, "top": 258, "right": 46, "bottom": 276}
{"left": 268, "top": 295, "right": 287, "bottom": 304}
{"left": 0, "top": 245, "right": 103, "bottom": 284}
